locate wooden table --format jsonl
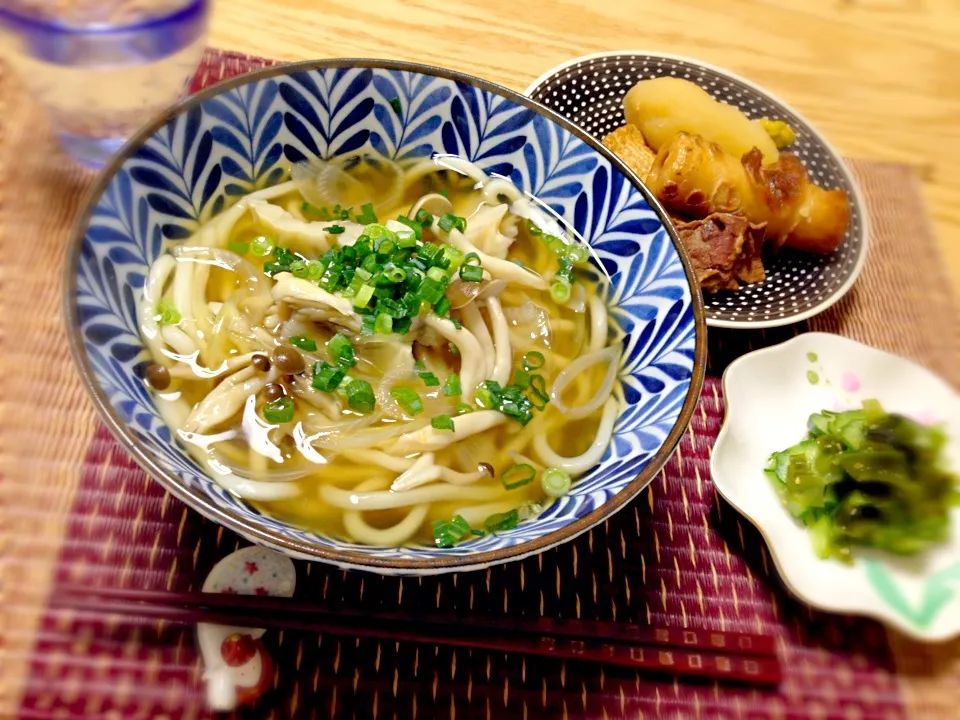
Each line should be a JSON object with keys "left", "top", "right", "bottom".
{"left": 208, "top": 0, "right": 960, "bottom": 289}
{"left": 3, "top": 2, "right": 959, "bottom": 716}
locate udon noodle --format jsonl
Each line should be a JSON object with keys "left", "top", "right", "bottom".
{"left": 140, "top": 152, "right": 623, "bottom": 547}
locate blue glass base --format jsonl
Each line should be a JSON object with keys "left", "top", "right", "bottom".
{"left": 58, "top": 132, "right": 127, "bottom": 169}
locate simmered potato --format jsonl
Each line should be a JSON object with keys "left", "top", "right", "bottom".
{"left": 623, "top": 77, "right": 779, "bottom": 164}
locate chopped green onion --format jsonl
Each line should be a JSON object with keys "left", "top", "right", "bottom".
{"left": 418, "top": 241, "right": 440, "bottom": 262}
{"left": 415, "top": 209, "right": 434, "bottom": 227}
{"left": 566, "top": 244, "right": 589, "bottom": 265}
{"left": 448, "top": 343, "right": 460, "bottom": 356}
{"left": 555, "top": 256, "right": 574, "bottom": 283}
{"left": 250, "top": 235, "right": 274, "bottom": 257}
{"left": 541, "top": 467, "right": 572, "bottom": 498}
{"left": 530, "top": 374, "right": 549, "bottom": 398}
{"left": 228, "top": 240, "right": 250, "bottom": 255}
{"left": 354, "top": 284, "right": 375, "bottom": 309}
{"left": 442, "top": 373, "right": 462, "bottom": 397}
{"left": 262, "top": 396, "right": 295, "bottom": 424}
{"left": 355, "top": 203, "right": 378, "bottom": 225}
{"left": 420, "top": 278, "right": 446, "bottom": 305}
{"left": 478, "top": 377, "right": 538, "bottom": 426}
{"left": 441, "top": 245, "right": 465, "bottom": 271}
{"left": 320, "top": 265, "right": 343, "bottom": 291}
{"left": 389, "top": 97, "right": 402, "bottom": 115}
{"left": 433, "top": 296, "right": 451, "bottom": 318}
{"left": 377, "top": 239, "right": 397, "bottom": 256}
{"left": 457, "top": 402, "right": 474, "bottom": 415}
{"left": 470, "top": 528, "right": 486, "bottom": 537}
{"left": 417, "top": 365, "right": 441, "bottom": 386}
{"left": 501, "top": 463, "right": 536, "bottom": 490}
{"left": 312, "top": 361, "right": 346, "bottom": 392}
{"left": 523, "top": 351, "right": 545, "bottom": 371}
{"left": 475, "top": 388, "right": 494, "bottom": 409}
{"left": 156, "top": 299, "right": 181, "bottom": 326}
{"left": 426, "top": 266, "right": 447, "bottom": 283}
{"left": 391, "top": 387, "right": 424, "bottom": 416}
{"left": 543, "top": 234, "right": 566, "bottom": 255}
{"left": 529, "top": 374, "right": 550, "bottom": 410}
{"left": 306, "top": 261, "right": 323, "bottom": 281}
{"left": 374, "top": 313, "right": 393, "bottom": 335}
{"left": 345, "top": 378, "right": 376, "bottom": 414}
{"left": 529, "top": 394, "right": 548, "bottom": 412}
{"left": 438, "top": 213, "right": 467, "bottom": 233}
{"left": 526, "top": 219, "right": 543, "bottom": 236}
{"left": 290, "top": 260, "right": 309, "bottom": 278}
{"left": 384, "top": 266, "right": 407, "bottom": 283}
{"left": 513, "top": 369, "right": 531, "bottom": 389}
{"left": 342, "top": 275, "right": 362, "bottom": 298}
{"left": 289, "top": 335, "right": 317, "bottom": 352}
{"left": 396, "top": 216, "right": 423, "bottom": 240}
{"left": 463, "top": 252, "right": 481, "bottom": 266}
{"left": 484, "top": 508, "right": 520, "bottom": 533}
{"left": 450, "top": 317, "right": 462, "bottom": 330}
{"left": 432, "top": 514, "right": 470, "bottom": 548}
{"left": 364, "top": 223, "right": 396, "bottom": 243}
{"left": 272, "top": 246, "right": 296, "bottom": 262}
{"left": 393, "top": 316, "right": 413, "bottom": 334}
{"left": 334, "top": 375, "right": 353, "bottom": 398}
{"left": 377, "top": 297, "right": 404, "bottom": 317}
{"left": 327, "top": 225, "right": 345, "bottom": 235}
{"left": 551, "top": 280, "right": 572, "bottom": 304}
{"left": 431, "top": 414, "right": 455, "bottom": 432}
{"left": 396, "top": 233, "right": 418, "bottom": 250}
{"left": 326, "top": 333, "right": 356, "bottom": 368}
{"left": 459, "top": 264, "right": 484, "bottom": 283}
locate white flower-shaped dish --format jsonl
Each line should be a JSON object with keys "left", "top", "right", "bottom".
{"left": 713, "top": 333, "right": 960, "bottom": 640}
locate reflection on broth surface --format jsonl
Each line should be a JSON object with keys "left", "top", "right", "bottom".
{"left": 140, "top": 152, "right": 623, "bottom": 547}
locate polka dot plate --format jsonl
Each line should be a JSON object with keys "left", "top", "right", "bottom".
{"left": 525, "top": 52, "right": 869, "bottom": 329}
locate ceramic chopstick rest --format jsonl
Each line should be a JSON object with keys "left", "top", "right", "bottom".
{"left": 197, "top": 546, "right": 296, "bottom": 711}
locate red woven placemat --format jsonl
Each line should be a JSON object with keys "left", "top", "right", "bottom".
{"left": 19, "top": 376, "right": 904, "bottom": 720}
{"left": 7, "top": 48, "right": 960, "bottom": 719}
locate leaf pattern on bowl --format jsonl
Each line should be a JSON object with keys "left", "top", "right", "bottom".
{"left": 70, "top": 63, "right": 701, "bottom": 570}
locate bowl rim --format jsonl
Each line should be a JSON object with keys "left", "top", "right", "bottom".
{"left": 523, "top": 50, "right": 872, "bottom": 331}
{"left": 63, "top": 57, "right": 708, "bottom": 573}
{"left": 712, "top": 332, "right": 960, "bottom": 640}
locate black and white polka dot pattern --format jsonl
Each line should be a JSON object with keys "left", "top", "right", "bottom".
{"left": 527, "top": 53, "right": 867, "bottom": 329}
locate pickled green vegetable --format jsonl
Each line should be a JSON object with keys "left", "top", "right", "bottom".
{"left": 765, "top": 400, "right": 959, "bottom": 563}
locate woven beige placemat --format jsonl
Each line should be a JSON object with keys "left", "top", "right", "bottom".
{"left": 2, "top": 53, "right": 960, "bottom": 717}
{"left": 809, "top": 161, "right": 960, "bottom": 387}
{"left": 0, "top": 61, "right": 99, "bottom": 715}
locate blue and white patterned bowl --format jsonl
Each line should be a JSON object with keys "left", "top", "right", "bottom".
{"left": 65, "top": 60, "right": 707, "bottom": 575}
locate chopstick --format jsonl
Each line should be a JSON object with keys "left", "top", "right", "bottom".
{"left": 52, "top": 584, "right": 781, "bottom": 685}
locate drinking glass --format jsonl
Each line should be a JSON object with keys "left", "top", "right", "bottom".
{"left": 0, "top": 0, "right": 210, "bottom": 168}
